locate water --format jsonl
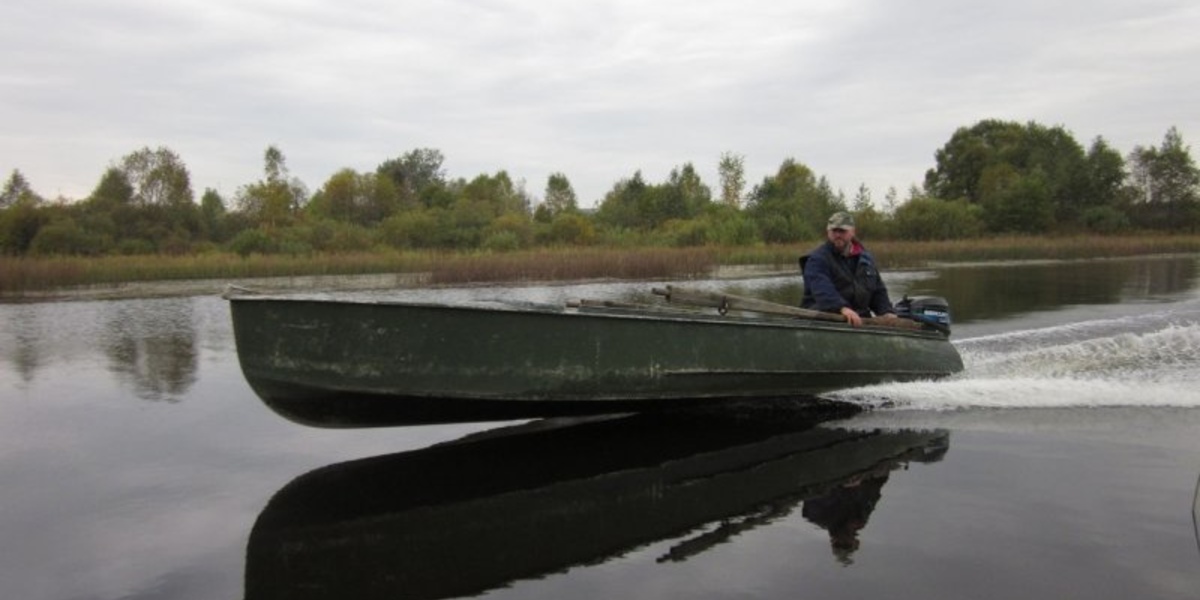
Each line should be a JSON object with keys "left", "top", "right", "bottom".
{"left": 2, "top": 256, "right": 1200, "bottom": 599}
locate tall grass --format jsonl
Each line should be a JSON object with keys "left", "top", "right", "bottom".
{"left": 428, "top": 247, "right": 718, "bottom": 284}
{"left": 714, "top": 235, "right": 1200, "bottom": 269}
{"left": 0, "top": 252, "right": 439, "bottom": 294}
{"left": 4, "top": 234, "right": 1200, "bottom": 296}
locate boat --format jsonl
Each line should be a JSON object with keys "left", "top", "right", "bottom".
{"left": 226, "top": 285, "right": 963, "bottom": 427}
{"left": 244, "top": 411, "right": 951, "bottom": 599}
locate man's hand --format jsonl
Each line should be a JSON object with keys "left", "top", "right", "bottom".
{"left": 840, "top": 306, "right": 863, "bottom": 326}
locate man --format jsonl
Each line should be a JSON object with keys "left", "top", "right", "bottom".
{"left": 800, "top": 211, "right": 897, "bottom": 327}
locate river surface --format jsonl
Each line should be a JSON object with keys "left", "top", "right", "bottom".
{"left": 2, "top": 256, "right": 1199, "bottom": 600}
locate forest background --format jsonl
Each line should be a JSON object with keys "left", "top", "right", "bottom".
{"left": 2, "top": 118, "right": 1199, "bottom": 292}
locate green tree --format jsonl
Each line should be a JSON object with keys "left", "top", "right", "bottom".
{"left": 199, "top": 188, "right": 228, "bottom": 242}
{"left": 1128, "top": 127, "right": 1200, "bottom": 230}
{"left": 1083, "top": 138, "right": 1128, "bottom": 207}
{"left": 120, "top": 146, "right": 194, "bottom": 208}
{"left": 538, "top": 172, "right": 578, "bottom": 221}
{"left": 309, "top": 169, "right": 400, "bottom": 226}
{"left": 460, "top": 171, "right": 530, "bottom": 218}
{"left": 660, "top": 163, "right": 712, "bottom": 222}
{"left": 595, "top": 165, "right": 710, "bottom": 232}
{"left": 237, "top": 146, "right": 308, "bottom": 229}
{"left": 596, "top": 171, "right": 650, "bottom": 230}
{"left": 0, "top": 191, "right": 47, "bottom": 254}
{"left": 79, "top": 168, "right": 142, "bottom": 253}
{"left": 745, "top": 159, "right": 843, "bottom": 243}
{"left": 977, "top": 165, "right": 1055, "bottom": 233}
{"left": 882, "top": 186, "right": 900, "bottom": 216}
{"left": 377, "top": 148, "right": 447, "bottom": 208}
{"left": 852, "top": 183, "right": 872, "bottom": 211}
{"left": 88, "top": 167, "right": 135, "bottom": 209}
{"left": 718, "top": 151, "right": 746, "bottom": 208}
{"left": 924, "top": 120, "right": 1088, "bottom": 231}
{"left": 1, "top": 170, "right": 39, "bottom": 209}
{"left": 111, "top": 146, "right": 201, "bottom": 250}
{"left": 74, "top": 169, "right": 119, "bottom": 251}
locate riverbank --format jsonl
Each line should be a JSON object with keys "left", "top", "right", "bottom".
{"left": 4, "top": 234, "right": 1200, "bottom": 301}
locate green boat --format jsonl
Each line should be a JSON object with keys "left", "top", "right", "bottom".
{"left": 227, "top": 286, "right": 963, "bottom": 427}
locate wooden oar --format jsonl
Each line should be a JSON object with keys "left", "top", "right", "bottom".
{"left": 652, "top": 285, "right": 920, "bottom": 330}
{"left": 567, "top": 298, "right": 699, "bottom": 313}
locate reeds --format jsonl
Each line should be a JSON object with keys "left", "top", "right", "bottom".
{"left": 428, "top": 247, "right": 718, "bottom": 284}
{"left": 712, "top": 235, "right": 1200, "bottom": 269}
{"left": 0, "top": 252, "right": 438, "bottom": 295}
{"left": 4, "top": 234, "right": 1200, "bottom": 297}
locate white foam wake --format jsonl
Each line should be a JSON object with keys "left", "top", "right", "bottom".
{"left": 826, "top": 318, "right": 1200, "bottom": 411}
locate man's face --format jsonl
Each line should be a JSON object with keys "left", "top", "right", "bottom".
{"left": 827, "top": 226, "right": 854, "bottom": 253}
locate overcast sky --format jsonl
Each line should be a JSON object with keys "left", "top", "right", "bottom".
{"left": 4, "top": 0, "right": 1199, "bottom": 207}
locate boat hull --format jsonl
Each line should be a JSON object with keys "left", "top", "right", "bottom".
{"left": 229, "top": 296, "right": 962, "bottom": 426}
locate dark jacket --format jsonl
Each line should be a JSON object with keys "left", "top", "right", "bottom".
{"left": 800, "top": 239, "right": 895, "bottom": 317}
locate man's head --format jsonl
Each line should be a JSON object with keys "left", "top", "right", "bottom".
{"left": 826, "top": 211, "right": 855, "bottom": 253}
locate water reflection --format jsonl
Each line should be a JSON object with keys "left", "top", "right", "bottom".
{"left": 101, "top": 300, "right": 199, "bottom": 402}
{"left": 5, "top": 304, "right": 46, "bottom": 383}
{"left": 0, "top": 297, "right": 202, "bottom": 402}
{"left": 907, "top": 257, "right": 1198, "bottom": 324}
{"left": 244, "top": 410, "right": 949, "bottom": 599}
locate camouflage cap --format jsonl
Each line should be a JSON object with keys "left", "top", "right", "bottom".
{"left": 827, "top": 211, "right": 855, "bottom": 230}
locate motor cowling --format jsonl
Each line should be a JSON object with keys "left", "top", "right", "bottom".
{"left": 895, "top": 296, "right": 952, "bottom": 334}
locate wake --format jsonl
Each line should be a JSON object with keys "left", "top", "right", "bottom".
{"left": 826, "top": 309, "right": 1200, "bottom": 411}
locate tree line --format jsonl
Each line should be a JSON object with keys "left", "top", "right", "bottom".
{"left": 2, "top": 119, "right": 1198, "bottom": 258}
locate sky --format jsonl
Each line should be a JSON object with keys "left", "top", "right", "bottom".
{"left": 3, "top": 0, "right": 1199, "bottom": 208}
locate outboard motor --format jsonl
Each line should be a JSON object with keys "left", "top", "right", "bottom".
{"left": 895, "top": 296, "right": 952, "bottom": 335}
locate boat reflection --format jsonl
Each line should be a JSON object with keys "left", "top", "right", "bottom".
{"left": 245, "top": 409, "right": 949, "bottom": 600}
{"left": 1193, "top": 472, "right": 1199, "bottom": 558}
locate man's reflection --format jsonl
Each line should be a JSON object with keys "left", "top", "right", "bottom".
{"left": 802, "top": 467, "right": 890, "bottom": 564}
{"left": 802, "top": 439, "right": 947, "bottom": 565}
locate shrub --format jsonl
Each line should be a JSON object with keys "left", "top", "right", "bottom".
{"left": 481, "top": 231, "right": 521, "bottom": 252}
{"left": 485, "top": 213, "right": 533, "bottom": 248}
{"left": 1080, "top": 206, "right": 1132, "bottom": 235}
{"left": 117, "top": 238, "right": 157, "bottom": 255}
{"left": 29, "top": 219, "right": 103, "bottom": 256}
{"left": 380, "top": 210, "right": 440, "bottom": 249}
{"left": 228, "top": 228, "right": 277, "bottom": 257}
{"left": 703, "top": 208, "right": 758, "bottom": 246}
{"left": 540, "top": 213, "right": 596, "bottom": 246}
{"left": 893, "top": 198, "right": 985, "bottom": 240}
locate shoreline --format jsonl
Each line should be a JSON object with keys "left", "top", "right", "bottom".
{"left": 5, "top": 252, "right": 1199, "bottom": 304}
{"left": 2, "top": 265, "right": 799, "bottom": 303}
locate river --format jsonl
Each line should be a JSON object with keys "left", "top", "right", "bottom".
{"left": 1, "top": 256, "right": 1199, "bottom": 600}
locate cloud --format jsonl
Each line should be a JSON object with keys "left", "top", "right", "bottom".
{"left": 2, "top": 0, "right": 1198, "bottom": 205}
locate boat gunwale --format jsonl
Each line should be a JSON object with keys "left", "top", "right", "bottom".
{"left": 226, "top": 294, "right": 952, "bottom": 341}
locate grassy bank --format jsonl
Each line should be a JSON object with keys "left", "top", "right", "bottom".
{"left": 720, "top": 235, "right": 1200, "bottom": 269}
{"left": 4, "top": 235, "right": 1200, "bottom": 297}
